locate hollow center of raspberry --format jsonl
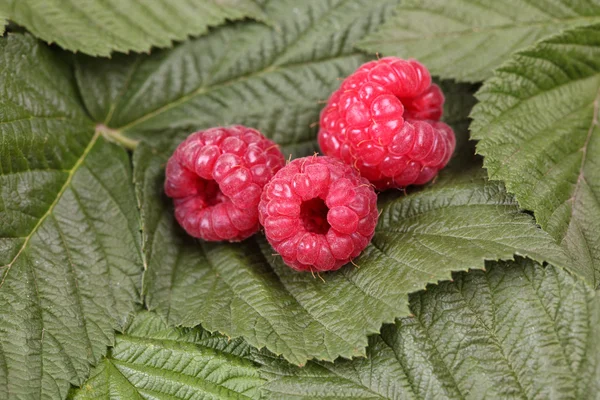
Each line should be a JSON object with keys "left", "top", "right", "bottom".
{"left": 300, "top": 198, "right": 330, "bottom": 234}
{"left": 200, "top": 179, "right": 228, "bottom": 206}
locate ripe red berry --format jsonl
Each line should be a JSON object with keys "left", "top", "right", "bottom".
{"left": 165, "top": 126, "right": 286, "bottom": 242}
{"left": 259, "top": 156, "right": 378, "bottom": 272}
{"left": 318, "top": 57, "right": 455, "bottom": 189}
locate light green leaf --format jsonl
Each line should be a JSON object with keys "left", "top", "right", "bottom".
{"left": 259, "top": 259, "right": 600, "bottom": 399}
{"left": 0, "top": 34, "right": 143, "bottom": 399}
{"left": 73, "top": 0, "right": 400, "bottom": 157}
{"left": 70, "top": 311, "right": 266, "bottom": 400}
{"left": 471, "top": 24, "right": 600, "bottom": 287}
{"left": 136, "top": 134, "right": 569, "bottom": 365}
{"left": 358, "top": 0, "right": 600, "bottom": 82}
{"left": 0, "top": 0, "right": 266, "bottom": 56}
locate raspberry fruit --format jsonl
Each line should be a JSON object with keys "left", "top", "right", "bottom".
{"left": 165, "top": 126, "right": 286, "bottom": 242}
{"left": 259, "top": 156, "right": 378, "bottom": 272}
{"left": 318, "top": 57, "right": 455, "bottom": 189}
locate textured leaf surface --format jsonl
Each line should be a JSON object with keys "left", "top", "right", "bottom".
{"left": 0, "top": 34, "right": 143, "bottom": 399}
{"left": 73, "top": 0, "right": 400, "bottom": 157}
{"left": 260, "top": 260, "right": 600, "bottom": 399}
{"left": 471, "top": 24, "right": 600, "bottom": 287}
{"left": 0, "top": 0, "right": 266, "bottom": 56}
{"left": 70, "top": 311, "right": 265, "bottom": 400}
{"left": 137, "top": 135, "right": 568, "bottom": 364}
{"left": 358, "top": 0, "right": 600, "bottom": 82}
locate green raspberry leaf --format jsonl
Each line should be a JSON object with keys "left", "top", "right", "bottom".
{"left": 358, "top": 0, "right": 600, "bottom": 82}
{"left": 71, "top": 0, "right": 401, "bottom": 157}
{"left": 0, "top": 34, "right": 143, "bottom": 399}
{"left": 260, "top": 260, "right": 600, "bottom": 399}
{"left": 471, "top": 24, "right": 600, "bottom": 287}
{"left": 69, "top": 311, "right": 266, "bottom": 400}
{"left": 3, "top": 1, "right": 594, "bottom": 394}
{"left": 0, "top": 0, "right": 266, "bottom": 56}
{"left": 137, "top": 136, "right": 569, "bottom": 364}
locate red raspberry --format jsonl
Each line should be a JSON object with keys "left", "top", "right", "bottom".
{"left": 259, "top": 156, "right": 378, "bottom": 272}
{"left": 165, "top": 126, "right": 286, "bottom": 242}
{"left": 318, "top": 57, "right": 455, "bottom": 190}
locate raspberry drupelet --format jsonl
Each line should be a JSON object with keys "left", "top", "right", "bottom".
{"left": 318, "top": 57, "right": 456, "bottom": 190}
{"left": 165, "top": 126, "right": 286, "bottom": 242}
{"left": 259, "top": 156, "right": 378, "bottom": 272}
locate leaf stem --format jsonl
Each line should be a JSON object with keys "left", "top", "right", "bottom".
{"left": 96, "top": 124, "right": 139, "bottom": 151}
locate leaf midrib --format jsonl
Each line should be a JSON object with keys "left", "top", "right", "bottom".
{"left": 0, "top": 129, "right": 100, "bottom": 285}
{"left": 119, "top": 334, "right": 257, "bottom": 368}
{"left": 110, "top": 357, "right": 259, "bottom": 400}
{"left": 568, "top": 87, "right": 599, "bottom": 218}
{"left": 521, "top": 269, "right": 577, "bottom": 386}
{"left": 457, "top": 276, "right": 529, "bottom": 398}
{"left": 565, "top": 86, "right": 600, "bottom": 286}
{"left": 113, "top": 53, "right": 362, "bottom": 133}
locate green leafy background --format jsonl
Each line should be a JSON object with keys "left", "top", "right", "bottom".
{"left": 358, "top": 0, "right": 600, "bottom": 82}
{"left": 0, "top": 0, "right": 599, "bottom": 399}
{"left": 259, "top": 259, "right": 600, "bottom": 399}
{"left": 0, "top": 0, "right": 267, "bottom": 56}
{"left": 471, "top": 23, "right": 600, "bottom": 288}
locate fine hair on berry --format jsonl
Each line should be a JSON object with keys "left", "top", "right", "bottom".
{"left": 259, "top": 156, "right": 379, "bottom": 272}
{"left": 165, "top": 125, "right": 286, "bottom": 242}
{"left": 318, "top": 57, "right": 456, "bottom": 189}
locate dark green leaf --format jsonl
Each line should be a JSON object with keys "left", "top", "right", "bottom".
{"left": 260, "top": 260, "right": 600, "bottom": 399}
{"left": 73, "top": 0, "right": 400, "bottom": 157}
{"left": 358, "top": 0, "right": 600, "bottom": 82}
{"left": 70, "top": 311, "right": 266, "bottom": 400}
{"left": 0, "top": 0, "right": 266, "bottom": 56}
{"left": 471, "top": 24, "right": 600, "bottom": 287}
{"left": 0, "top": 34, "right": 143, "bottom": 399}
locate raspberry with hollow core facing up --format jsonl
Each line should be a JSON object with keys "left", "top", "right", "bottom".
{"left": 165, "top": 125, "right": 286, "bottom": 242}
{"left": 318, "top": 57, "right": 455, "bottom": 190}
{"left": 259, "top": 156, "right": 379, "bottom": 272}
